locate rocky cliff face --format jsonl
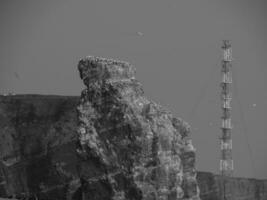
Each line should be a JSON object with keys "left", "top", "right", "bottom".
{"left": 197, "top": 172, "right": 267, "bottom": 200}
{"left": 76, "top": 56, "right": 200, "bottom": 200}
{"left": 0, "top": 56, "right": 200, "bottom": 200}
{"left": 0, "top": 95, "right": 80, "bottom": 199}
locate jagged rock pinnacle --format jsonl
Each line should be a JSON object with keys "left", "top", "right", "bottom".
{"left": 76, "top": 56, "right": 200, "bottom": 200}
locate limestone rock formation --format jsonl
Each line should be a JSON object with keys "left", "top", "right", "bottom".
{"left": 76, "top": 56, "right": 200, "bottom": 200}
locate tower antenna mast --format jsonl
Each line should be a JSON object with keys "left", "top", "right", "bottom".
{"left": 220, "top": 40, "right": 234, "bottom": 199}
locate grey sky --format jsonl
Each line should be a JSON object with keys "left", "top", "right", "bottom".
{"left": 0, "top": 0, "right": 267, "bottom": 179}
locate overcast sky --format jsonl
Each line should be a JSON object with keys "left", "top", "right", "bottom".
{"left": 0, "top": 0, "right": 267, "bottom": 179}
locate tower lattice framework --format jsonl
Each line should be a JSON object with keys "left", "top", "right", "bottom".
{"left": 220, "top": 40, "right": 233, "bottom": 177}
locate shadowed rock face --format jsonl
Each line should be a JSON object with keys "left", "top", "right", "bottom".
{"left": 76, "top": 56, "right": 200, "bottom": 200}
{"left": 0, "top": 95, "right": 80, "bottom": 199}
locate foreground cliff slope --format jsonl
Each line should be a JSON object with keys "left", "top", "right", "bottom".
{"left": 0, "top": 95, "right": 79, "bottom": 199}
{"left": 76, "top": 56, "right": 200, "bottom": 200}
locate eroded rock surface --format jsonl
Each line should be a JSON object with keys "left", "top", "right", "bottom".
{"left": 0, "top": 95, "right": 80, "bottom": 199}
{"left": 76, "top": 56, "right": 200, "bottom": 200}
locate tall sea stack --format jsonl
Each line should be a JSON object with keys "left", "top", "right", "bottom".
{"left": 76, "top": 56, "right": 200, "bottom": 200}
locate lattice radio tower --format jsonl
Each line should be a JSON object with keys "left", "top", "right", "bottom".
{"left": 220, "top": 40, "right": 234, "bottom": 177}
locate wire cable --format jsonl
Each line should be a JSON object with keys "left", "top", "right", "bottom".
{"left": 232, "top": 65, "right": 257, "bottom": 178}
{"left": 186, "top": 56, "right": 221, "bottom": 121}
